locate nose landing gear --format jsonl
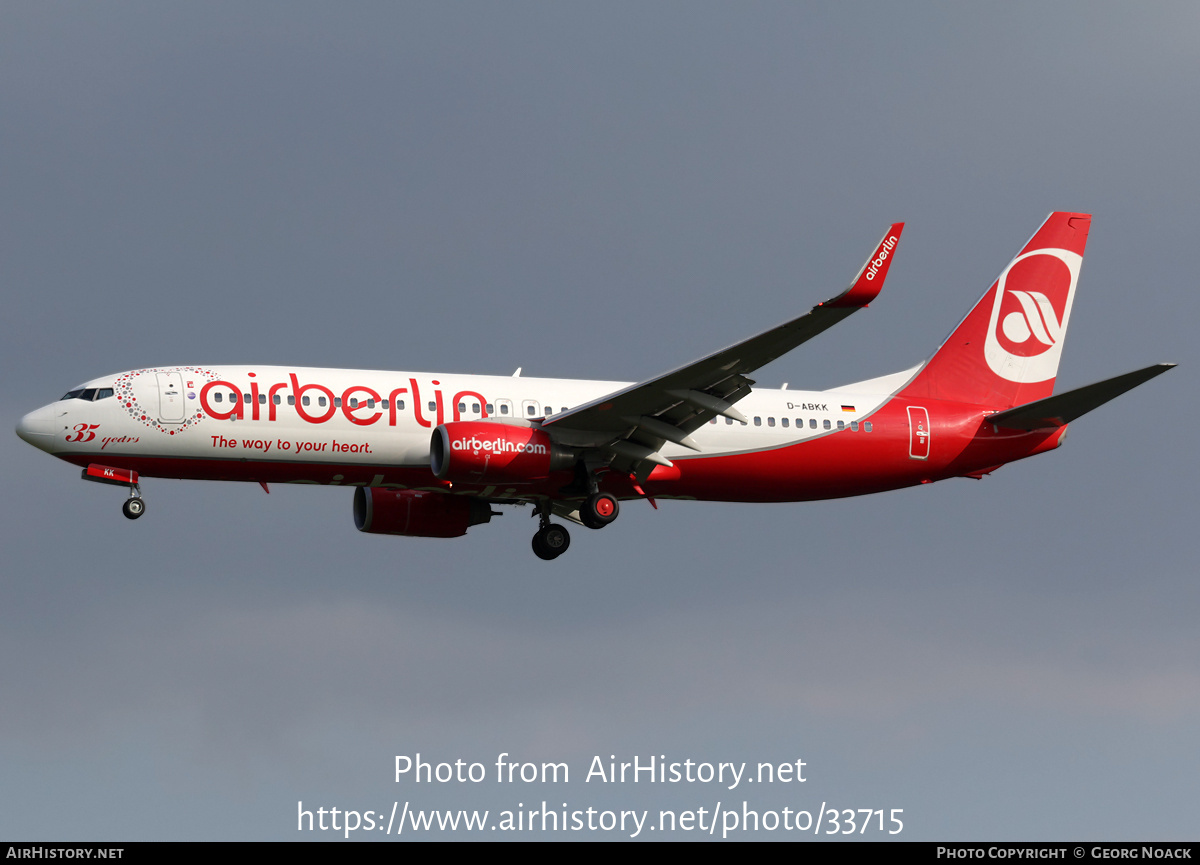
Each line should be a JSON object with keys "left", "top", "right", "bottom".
{"left": 82, "top": 464, "right": 146, "bottom": 520}
{"left": 121, "top": 492, "right": 145, "bottom": 520}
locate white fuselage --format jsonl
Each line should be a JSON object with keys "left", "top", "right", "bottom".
{"left": 21, "top": 365, "right": 897, "bottom": 476}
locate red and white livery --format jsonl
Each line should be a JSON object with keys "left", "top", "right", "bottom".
{"left": 16, "top": 213, "right": 1173, "bottom": 559}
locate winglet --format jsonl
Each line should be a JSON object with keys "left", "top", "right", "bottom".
{"left": 827, "top": 222, "right": 905, "bottom": 308}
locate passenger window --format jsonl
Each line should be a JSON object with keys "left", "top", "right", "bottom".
{"left": 500, "top": 404, "right": 509, "bottom": 415}
{"left": 318, "top": 396, "right": 326, "bottom": 407}
{"left": 767, "top": 417, "right": 775, "bottom": 427}
{"left": 545, "top": 407, "right": 554, "bottom": 416}
{"left": 837, "top": 420, "right": 844, "bottom": 430}
{"left": 457, "top": 402, "right": 465, "bottom": 413}
{"left": 486, "top": 403, "right": 494, "bottom": 414}
{"left": 823, "top": 419, "right": 831, "bottom": 430}
{"left": 214, "top": 393, "right": 223, "bottom": 403}
{"left": 427, "top": 401, "right": 436, "bottom": 412}
{"left": 809, "top": 419, "right": 817, "bottom": 429}
{"left": 781, "top": 418, "right": 789, "bottom": 427}
{"left": 258, "top": 394, "right": 266, "bottom": 405}
{"left": 288, "top": 395, "right": 295, "bottom": 405}
{"left": 334, "top": 397, "right": 342, "bottom": 408}
{"left": 273, "top": 394, "right": 281, "bottom": 405}
{"left": 527, "top": 405, "right": 536, "bottom": 416}
{"left": 397, "top": 400, "right": 405, "bottom": 410}
{"left": 710, "top": 418, "right": 717, "bottom": 424}
{"left": 302, "top": 396, "right": 311, "bottom": 406}
{"left": 726, "top": 417, "right": 733, "bottom": 425}
{"left": 865, "top": 422, "right": 873, "bottom": 432}
{"left": 561, "top": 407, "right": 568, "bottom": 414}
{"left": 472, "top": 403, "right": 481, "bottom": 413}
{"left": 367, "top": 399, "right": 375, "bottom": 409}
{"left": 754, "top": 417, "right": 761, "bottom": 426}
{"left": 850, "top": 421, "right": 858, "bottom": 431}
{"left": 349, "top": 398, "right": 358, "bottom": 409}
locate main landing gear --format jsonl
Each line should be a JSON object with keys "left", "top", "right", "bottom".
{"left": 580, "top": 491, "right": 619, "bottom": 529}
{"left": 532, "top": 522, "right": 570, "bottom": 560}
{"left": 530, "top": 490, "right": 622, "bottom": 560}
{"left": 531, "top": 499, "right": 571, "bottom": 560}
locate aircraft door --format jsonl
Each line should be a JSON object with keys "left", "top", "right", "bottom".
{"left": 156, "top": 372, "right": 186, "bottom": 423}
{"left": 907, "top": 406, "right": 930, "bottom": 460}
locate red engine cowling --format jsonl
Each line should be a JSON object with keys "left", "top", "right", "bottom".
{"left": 430, "top": 421, "right": 571, "bottom": 484}
{"left": 353, "top": 487, "right": 494, "bottom": 538}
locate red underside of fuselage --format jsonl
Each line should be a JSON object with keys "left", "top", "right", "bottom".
{"left": 59, "top": 400, "right": 1065, "bottom": 504}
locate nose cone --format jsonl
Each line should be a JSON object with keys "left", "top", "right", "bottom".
{"left": 16, "top": 405, "right": 57, "bottom": 452}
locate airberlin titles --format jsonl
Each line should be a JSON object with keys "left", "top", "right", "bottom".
{"left": 147, "top": 369, "right": 849, "bottom": 436}
{"left": 199, "top": 372, "right": 487, "bottom": 429}
{"left": 201, "top": 372, "right": 566, "bottom": 485}
{"left": 450, "top": 435, "right": 548, "bottom": 457}
{"left": 432, "top": 423, "right": 561, "bottom": 484}
{"left": 863, "top": 233, "right": 899, "bottom": 282}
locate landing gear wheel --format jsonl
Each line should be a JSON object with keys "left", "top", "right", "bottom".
{"left": 580, "top": 492, "right": 619, "bottom": 529}
{"left": 532, "top": 524, "right": 571, "bottom": 560}
{"left": 122, "top": 498, "right": 145, "bottom": 520}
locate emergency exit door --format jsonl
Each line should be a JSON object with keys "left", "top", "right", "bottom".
{"left": 907, "top": 406, "right": 930, "bottom": 460}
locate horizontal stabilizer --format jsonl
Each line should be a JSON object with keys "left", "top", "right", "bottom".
{"left": 985, "top": 363, "right": 1175, "bottom": 430}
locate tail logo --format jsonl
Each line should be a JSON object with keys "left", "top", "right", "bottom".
{"left": 1000, "top": 290, "right": 1061, "bottom": 349}
{"left": 984, "top": 248, "right": 1081, "bottom": 383}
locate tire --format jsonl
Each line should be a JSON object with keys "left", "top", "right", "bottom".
{"left": 581, "top": 492, "right": 619, "bottom": 529}
{"left": 532, "top": 524, "right": 570, "bottom": 560}
{"left": 122, "top": 498, "right": 145, "bottom": 520}
{"left": 532, "top": 533, "right": 556, "bottom": 560}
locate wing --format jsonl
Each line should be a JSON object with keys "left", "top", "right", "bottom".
{"left": 543, "top": 223, "right": 905, "bottom": 478}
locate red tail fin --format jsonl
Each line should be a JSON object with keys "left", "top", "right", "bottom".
{"left": 900, "top": 212, "right": 1091, "bottom": 409}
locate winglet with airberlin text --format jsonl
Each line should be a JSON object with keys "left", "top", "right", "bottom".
{"left": 827, "top": 222, "right": 905, "bottom": 308}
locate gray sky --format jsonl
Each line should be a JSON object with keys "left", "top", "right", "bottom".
{"left": 2, "top": 2, "right": 1197, "bottom": 840}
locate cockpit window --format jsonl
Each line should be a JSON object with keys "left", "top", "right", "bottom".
{"left": 59, "top": 387, "right": 115, "bottom": 401}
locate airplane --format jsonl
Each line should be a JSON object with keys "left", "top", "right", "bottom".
{"left": 16, "top": 212, "right": 1174, "bottom": 560}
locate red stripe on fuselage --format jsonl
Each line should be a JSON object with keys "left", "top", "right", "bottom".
{"left": 57, "top": 398, "right": 1064, "bottom": 503}
{"left": 647, "top": 400, "right": 1063, "bottom": 502}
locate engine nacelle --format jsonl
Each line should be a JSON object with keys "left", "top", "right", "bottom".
{"left": 353, "top": 487, "right": 494, "bottom": 538}
{"left": 430, "top": 421, "right": 572, "bottom": 484}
